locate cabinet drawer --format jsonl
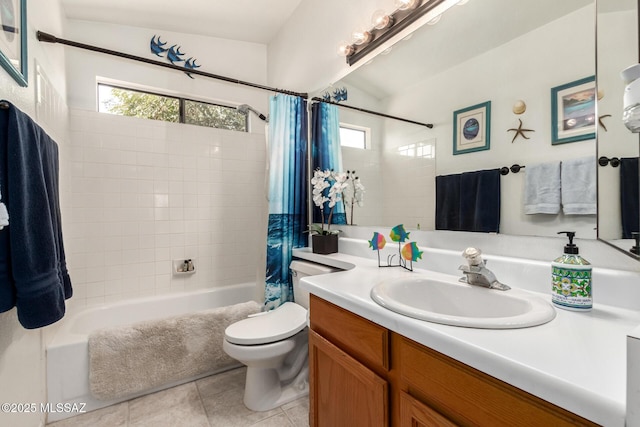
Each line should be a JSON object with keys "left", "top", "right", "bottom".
{"left": 398, "top": 335, "right": 598, "bottom": 427}
{"left": 310, "top": 295, "right": 389, "bottom": 372}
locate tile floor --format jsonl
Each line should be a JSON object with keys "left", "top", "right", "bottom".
{"left": 46, "top": 367, "right": 309, "bottom": 427}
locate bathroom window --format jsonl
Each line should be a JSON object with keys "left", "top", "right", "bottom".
{"left": 98, "top": 84, "right": 247, "bottom": 132}
{"left": 340, "top": 124, "right": 369, "bottom": 149}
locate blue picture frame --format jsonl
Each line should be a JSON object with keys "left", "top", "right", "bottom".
{"left": 0, "top": 0, "right": 27, "bottom": 87}
{"left": 453, "top": 101, "right": 491, "bottom": 155}
{"left": 551, "top": 76, "right": 596, "bottom": 145}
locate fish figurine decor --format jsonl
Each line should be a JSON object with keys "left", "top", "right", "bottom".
{"left": 150, "top": 35, "right": 201, "bottom": 79}
{"left": 369, "top": 224, "right": 423, "bottom": 271}
{"left": 321, "top": 87, "right": 348, "bottom": 103}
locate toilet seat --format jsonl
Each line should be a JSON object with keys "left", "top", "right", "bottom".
{"left": 224, "top": 302, "right": 308, "bottom": 345}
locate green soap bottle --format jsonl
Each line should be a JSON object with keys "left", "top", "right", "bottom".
{"left": 551, "top": 231, "right": 592, "bottom": 311}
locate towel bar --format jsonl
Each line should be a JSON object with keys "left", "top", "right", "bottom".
{"left": 499, "top": 164, "right": 526, "bottom": 175}
{"left": 598, "top": 156, "right": 620, "bottom": 167}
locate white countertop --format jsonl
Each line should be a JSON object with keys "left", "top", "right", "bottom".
{"left": 294, "top": 248, "right": 640, "bottom": 427}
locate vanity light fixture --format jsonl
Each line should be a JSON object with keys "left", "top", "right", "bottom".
{"left": 340, "top": 0, "right": 470, "bottom": 66}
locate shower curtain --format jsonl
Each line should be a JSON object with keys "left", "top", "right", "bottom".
{"left": 264, "top": 95, "right": 308, "bottom": 310}
{"left": 311, "top": 102, "right": 346, "bottom": 224}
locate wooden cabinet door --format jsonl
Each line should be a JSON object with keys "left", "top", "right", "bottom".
{"left": 309, "top": 329, "right": 388, "bottom": 427}
{"left": 400, "top": 392, "right": 458, "bottom": 427}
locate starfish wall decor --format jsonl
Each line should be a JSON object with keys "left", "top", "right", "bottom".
{"left": 507, "top": 118, "right": 535, "bottom": 143}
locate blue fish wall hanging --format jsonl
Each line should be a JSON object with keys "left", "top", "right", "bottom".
{"left": 166, "top": 45, "right": 185, "bottom": 64}
{"left": 150, "top": 35, "right": 168, "bottom": 57}
{"left": 150, "top": 35, "right": 201, "bottom": 79}
{"left": 321, "top": 87, "right": 348, "bottom": 103}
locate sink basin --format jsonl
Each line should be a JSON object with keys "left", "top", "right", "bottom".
{"left": 370, "top": 276, "right": 556, "bottom": 329}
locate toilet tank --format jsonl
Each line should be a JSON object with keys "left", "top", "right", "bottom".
{"left": 290, "top": 260, "right": 338, "bottom": 309}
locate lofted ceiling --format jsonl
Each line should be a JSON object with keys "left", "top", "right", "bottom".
{"left": 60, "top": 0, "right": 304, "bottom": 44}
{"left": 342, "top": 0, "right": 595, "bottom": 99}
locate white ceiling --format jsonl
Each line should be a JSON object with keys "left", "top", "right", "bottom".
{"left": 60, "top": 0, "right": 304, "bottom": 44}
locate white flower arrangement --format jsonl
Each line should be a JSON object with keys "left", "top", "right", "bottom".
{"left": 310, "top": 169, "right": 348, "bottom": 235}
{"left": 342, "top": 170, "right": 365, "bottom": 225}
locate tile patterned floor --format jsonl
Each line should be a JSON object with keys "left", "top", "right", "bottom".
{"left": 46, "top": 368, "right": 309, "bottom": 427}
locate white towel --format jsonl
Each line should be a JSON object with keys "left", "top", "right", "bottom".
{"left": 561, "top": 156, "right": 596, "bottom": 215}
{"left": 0, "top": 187, "right": 8, "bottom": 230}
{"left": 523, "top": 161, "right": 561, "bottom": 214}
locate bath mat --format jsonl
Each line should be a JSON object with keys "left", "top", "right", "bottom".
{"left": 88, "top": 300, "right": 261, "bottom": 400}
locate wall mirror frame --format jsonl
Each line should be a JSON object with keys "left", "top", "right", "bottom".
{"left": 311, "top": 0, "right": 640, "bottom": 262}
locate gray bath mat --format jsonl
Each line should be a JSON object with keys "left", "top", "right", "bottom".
{"left": 88, "top": 300, "right": 261, "bottom": 400}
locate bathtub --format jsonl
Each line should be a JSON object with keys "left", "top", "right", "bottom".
{"left": 46, "top": 283, "right": 258, "bottom": 422}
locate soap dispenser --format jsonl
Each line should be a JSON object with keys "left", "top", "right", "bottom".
{"left": 551, "top": 231, "right": 592, "bottom": 311}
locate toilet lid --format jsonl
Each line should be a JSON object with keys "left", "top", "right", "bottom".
{"left": 224, "top": 302, "right": 308, "bottom": 345}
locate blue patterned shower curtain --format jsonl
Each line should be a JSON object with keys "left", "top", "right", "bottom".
{"left": 311, "top": 102, "right": 346, "bottom": 224}
{"left": 264, "top": 95, "right": 308, "bottom": 310}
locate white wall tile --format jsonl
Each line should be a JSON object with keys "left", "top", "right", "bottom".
{"left": 65, "top": 111, "right": 267, "bottom": 309}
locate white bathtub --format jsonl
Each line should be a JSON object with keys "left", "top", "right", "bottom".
{"left": 46, "top": 283, "right": 258, "bottom": 422}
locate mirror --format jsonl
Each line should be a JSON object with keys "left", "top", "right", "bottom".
{"left": 596, "top": 0, "right": 640, "bottom": 259}
{"left": 318, "top": 0, "right": 602, "bottom": 240}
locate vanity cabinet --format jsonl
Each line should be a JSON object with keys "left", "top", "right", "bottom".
{"left": 308, "top": 295, "right": 599, "bottom": 427}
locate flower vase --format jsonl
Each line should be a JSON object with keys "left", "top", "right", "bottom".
{"left": 312, "top": 234, "right": 338, "bottom": 255}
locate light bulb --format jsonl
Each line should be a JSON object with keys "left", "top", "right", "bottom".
{"left": 337, "top": 41, "right": 355, "bottom": 57}
{"left": 351, "top": 28, "right": 372, "bottom": 45}
{"left": 371, "top": 10, "right": 394, "bottom": 30}
{"left": 394, "top": 0, "right": 419, "bottom": 10}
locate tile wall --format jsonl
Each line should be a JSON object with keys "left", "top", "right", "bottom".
{"left": 63, "top": 110, "right": 268, "bottom": 311}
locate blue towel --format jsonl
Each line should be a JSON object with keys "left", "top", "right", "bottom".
{"left": 435, "top": 174, "right": 461, "bottom": 231}
{"left": 436, "top": 169, "right": 501, "bottom": 233}
{"left": 620, "top": 157, "right": 639, "bottom": 239}
{"left": 0, "top": 101, "right": 72, "bottom": 329}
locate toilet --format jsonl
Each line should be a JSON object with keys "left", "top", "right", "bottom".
{"left": 223, "top": 260, "right": 337, "bottom": 412}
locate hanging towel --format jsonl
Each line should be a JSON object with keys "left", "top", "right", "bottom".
{"left": 620, "top": 157, "right": 639, "bottom": 239}
{"left": 435, "top": 173, "right": 461, "bottom": 231}
{"left": 436, "top": 169, "right": 500, "bottom": 233}
{"left": 0, "top": 101, "right": 73, "bottom": 329}
{"left": 459, "top": 169, "right": 501, "bottom": 232}
{"left": 561, "top": 156, "right": 596, "bottom": 215}
{"left": 523, "top": 161, "right": 561, "bottom": 214}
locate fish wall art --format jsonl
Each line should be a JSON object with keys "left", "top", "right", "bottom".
{"left": 150, "top": 35, "right": 201, "bottom": 79}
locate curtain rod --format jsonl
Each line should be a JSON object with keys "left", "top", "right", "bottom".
{"left": 311, "top": 97, "right": 433, "bottom": 129}
{"left": 36, "top": 31, "right": 308, "bottom": 99}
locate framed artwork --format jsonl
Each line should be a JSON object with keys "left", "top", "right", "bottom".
{"left": 551, "top": 76, "right": 596, "bottom": 145}
{"left": 0, "top": 0, "right": 27, "bottom": 87}
{"left": 453, "top": 101, "right": 491, "bottom": 155}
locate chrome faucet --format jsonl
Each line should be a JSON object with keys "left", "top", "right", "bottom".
{"left": 458, "top": 247, "right": 510, "bottom": 291}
